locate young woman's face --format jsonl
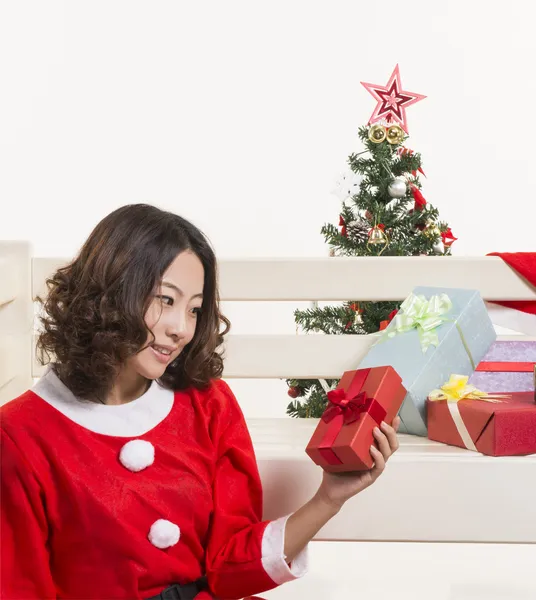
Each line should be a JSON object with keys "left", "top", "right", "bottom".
{"left": 129, "top": 250, "right": 205, "bottom": 381}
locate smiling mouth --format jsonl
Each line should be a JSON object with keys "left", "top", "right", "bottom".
{"left": 152, "top": 344, "right": 174, "bottom": 356}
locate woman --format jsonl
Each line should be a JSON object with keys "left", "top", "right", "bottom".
{"left": 0, "top": 204, "right": 400, "bottom": 600}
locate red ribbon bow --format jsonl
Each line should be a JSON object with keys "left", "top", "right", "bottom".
{"left": 316, "top": 369, "right": 388, "bottom": 467}
{"left": 323, "top": 389, "right": 386, "bottom": 428}
{"left": 323, "top": 389, "right": 369, "bottom": 425}
{"left": 441, "top": 227, "right": 457, "bottom": 247}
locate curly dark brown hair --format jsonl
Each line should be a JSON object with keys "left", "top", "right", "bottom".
{"left": 36, "top": 203, "right": 230, "bottom": 401}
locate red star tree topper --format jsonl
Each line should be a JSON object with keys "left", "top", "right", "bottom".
{"left": 361, "top": 65, "right": 426, "bottom": 133}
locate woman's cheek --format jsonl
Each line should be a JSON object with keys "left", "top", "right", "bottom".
{"left": 144, "top": 302, "right": 161, "bottom": 330}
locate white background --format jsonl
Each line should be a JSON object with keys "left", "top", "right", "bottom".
{"left": 1, "top": 1, "right": 535, "bottom": 259}
{"left": 1, "top": 3, "right": 536, "bottom": 598}
{"left": 1, "top": 0, "right": 535, "bottom": 420}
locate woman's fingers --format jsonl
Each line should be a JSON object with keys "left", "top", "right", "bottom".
{"left": 380, "top": 420, "right": 400, "bottom": 452}
{"left": 369, "top": 419, "right": 401, "bottom": 481}
{"left": 370, "top": 445, "right": 386, "bottom": 476}
{"left": 373, "top": 426, "right": 391, "bottom": 459}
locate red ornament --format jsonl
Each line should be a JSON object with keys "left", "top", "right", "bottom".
{"left": 397, "top": 146, "right": 426, "bottom": 177}
{"left": 441, "top": 227, "right": 458, "bottom": 247}
{"left": 361, "top": 64, "right": 426, "bottom": 134}
{"left": 410, "top": 184, "right": 427, "bottom": 210}
{"left": 288, "top": 386, "right": 302, "bottom": 399}
{"left": 339, "top": 215, "right": 347, "bottom": 237}
{"left": 379, "top": 308, "right": 398, "bottom": 331}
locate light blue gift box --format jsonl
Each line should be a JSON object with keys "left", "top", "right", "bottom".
{"left": 358, "top": 286, "right": 497, "bottom": 436}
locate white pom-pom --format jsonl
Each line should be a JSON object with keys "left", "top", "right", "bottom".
{"left": 148, "top": 519, "right": 181, "bottom": 549}
{"left": 119, "top": 440, "right": 155, "bottom": 472}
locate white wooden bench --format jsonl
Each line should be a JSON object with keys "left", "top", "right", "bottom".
{"left": 1, "top": 241, "right": 535, "bottom": 600}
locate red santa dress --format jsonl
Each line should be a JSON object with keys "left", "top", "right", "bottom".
{"left": 0, "top": 365, "right": 308, "bottom": 599}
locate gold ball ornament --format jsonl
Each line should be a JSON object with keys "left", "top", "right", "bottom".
{"left": 368, "top": 124, "right": 387, "bottom": 144}
{"left": 424, "top": 222, "right": 441, "bottom": 239}
{"left": 386, "top": 125, "right": 405, "bottom": 145}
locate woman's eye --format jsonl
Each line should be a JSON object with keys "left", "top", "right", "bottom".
{"left": 191, "top": 307, "right": 202, "bottom": 315}
{"left": 158, "top": 295, "right": 174, "bottom": 306}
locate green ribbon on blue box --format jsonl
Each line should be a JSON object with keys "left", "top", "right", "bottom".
{"left": 380, "top": 292, "right": 475, "bottom": 369}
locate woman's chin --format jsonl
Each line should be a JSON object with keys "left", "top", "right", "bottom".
{"left": 138, "top": 363, "right": 167, "bottom": 381}
{"left": 129, "top": 357, "right": 164, "bottom": 381}
{"left": 134, "top": 348, "right": 176, "bottom": 380}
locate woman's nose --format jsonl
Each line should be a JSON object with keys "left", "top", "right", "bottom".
{"left": 165, "top": 312, "right": 189, "bottom": 339}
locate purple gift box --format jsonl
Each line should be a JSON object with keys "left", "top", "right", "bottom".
{"left": 468, "top": 341, "right": 536, "bottom": 393}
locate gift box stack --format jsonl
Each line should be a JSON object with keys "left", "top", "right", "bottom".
{"left": 306, "top": 286, "right": 536, "bottom": 472}
{"left": 427, "top": 338, "right": 536, "bottom": 456}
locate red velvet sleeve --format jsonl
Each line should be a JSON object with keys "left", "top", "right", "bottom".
{"left": 1, "top": 429, "right": 57, "bottom": 600}
{"left": 204, "top": 380, "right": 308, "bottom": 600}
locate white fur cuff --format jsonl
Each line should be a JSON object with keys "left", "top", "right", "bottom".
{"left": 261, "top": 515, "right": 309, "bottom": 585}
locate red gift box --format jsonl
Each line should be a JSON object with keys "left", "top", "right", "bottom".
{"left": 305, "top": 366, "right": 406, "bottom": 472}
{"left": 427, "top": 391, "right": 536, "bottom": 456}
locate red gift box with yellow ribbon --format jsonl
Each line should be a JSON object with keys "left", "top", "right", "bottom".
{"left": 427, "top": 375, "right": 536, "bottom": 456}
{"left": 305, "top": 366, "right": 406, "bottom": 472}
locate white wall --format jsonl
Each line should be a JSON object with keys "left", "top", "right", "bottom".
{"left": 2, "top": 0, "right": 535, "bottom": 419}
{"left": 2, "top": 0, "right": 535, "bottom": 258}
{"left": 2, "top": 5, "right": 536, "bottom": 598}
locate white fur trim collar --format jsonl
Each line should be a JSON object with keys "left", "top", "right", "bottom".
{"left": 32, "top": 365, "right": 174, "bottom": 437}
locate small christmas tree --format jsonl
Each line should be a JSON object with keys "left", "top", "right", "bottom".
{"left": 286, "top": 65, "right": 457, "bottom": 418}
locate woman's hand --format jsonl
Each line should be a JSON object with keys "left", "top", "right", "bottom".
{"left": 314, "top": 417, "right": 401, "bottom": 512}
{"left": 283, "top": 417, "right": 401, "bottom": 564}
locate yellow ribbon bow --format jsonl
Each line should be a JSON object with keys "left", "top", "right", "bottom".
{"left": 428, "top": 374, "right": 507, "bottom": 403}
